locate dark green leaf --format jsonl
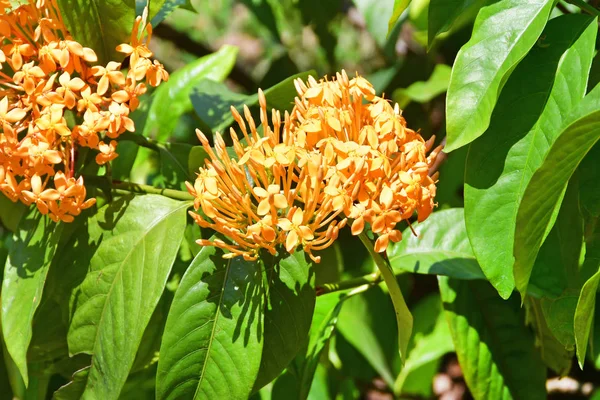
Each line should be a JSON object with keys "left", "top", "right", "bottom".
{"left": 514, "top": 81, "right": 600, "bottom": 297}
{"left": 465, "top": 15, "right": 597, "bottom": 298}
{"left": 439, "top": 277, "right": 546, "bottom": 399}
{"left": 337, "top": 286, "right": 398, "bottom": 388}
{"left": 144, "top": 45, "right": 238, "bottom": 142}
{"left": 1, "top": 211, "right": 63, "bottom": 386}
{"left": 253, "top": 252, "right": 315, "bottom": 390}
{"left": 56, "top": 0, "right": 136, "bottom": 64}
{"left": 445, "top": 0, "right": 555, "bottom": 151}
{"left": 388, "top": 208, "right": 485, "bottom": 280}
{"left": 53, "top": 367, "right": 89, "bottom": 400}
{"left": 525, "top": 298, "right": 573, "bottom": 376}
{"left": 428, "top": 0, "right": 490, "bottom": 47}
{"left": 529, "top": 179, "right": 584, "bottom": 298}
{"left": 575, "top": 268, "right": 600, "bottom": 368}
{"left": 579, "top": 142, "right": 600, "bottom": 218}
{"left": 293, "top": 290, "right": 350, "bottom": 399}
{"left": 156, "top": 142, "right": 193, "bottom": 190}
{"left": 66, "top": 195, "right": 188, "bottom": 399}
{"left": 239, "top": 0, "right": 281, "bottom": 41}
{"left": 156, "top": 246, "right": 266, "bottom": 400}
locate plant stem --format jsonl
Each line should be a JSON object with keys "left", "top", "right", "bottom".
{"left": 358, "top": 231, "right": 413, "bottom": 365}
{"left": 565, "top": 0, "right": 600, "bottom": 15}
{"left": 111, "top": 181, "right": 194, "bottom": 201}
{"left": 316, "top": 272, "right": 382, "bottom": 296}
{"left": 84, "top": 175, "right": 194, "bottom": 202}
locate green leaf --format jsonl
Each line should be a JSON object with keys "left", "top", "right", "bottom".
{"left": 0, "top": 195, "right": 26, "bottom": 232}
{"left": 514, "top": 81, "right": 600, "bottom": 297}
{"left": 56, "top": 0, "right": 136, "bottom": 64}
{"left": 143, "top": 45, "right": 238, "bottom": 142}
{"left": 388, "top": 0, "right": 411, "bottom": 34}
{"left": 353, "top": 0, "right": 396, "bottom": 48}
{"left": 540, "top": 293, "right": 578, "bottom": 350}
{"left": 575, "top": 268, "right": 600, "bottom": 368}
{"left": 293, "top": 290, "right": 351, "bottom": 399}
{"left": 1, "top": 211, "right": 63, "bottom": 386}
{"left": 253, "top": 252, "right": 315, "bottom": 390}
{"left": 392, "top": 64, "right": 451, "bottom": 108}
{"left": 428, "top": 0, "right": 490, "bottom": 47}
{"left": 394, "top": 294, "right": 453, "bottom": 395}
{"left": 337, "top": 286, "right": 398, "bottom": 388}
{"left": 191, "top": 71, "right": 317, "bottom": 137}
{"left": 67, "top": 195, "right": 188, "bottom": 399}
{"left": 464, "top": 15, "right": 597, "bottom": 298}
{"left": 156, "top": 142, "right": 193, "bottom": 190}
{"left": 529, "top": 178, "right": 584, "bottom": 298}
{"left": 156, "top": 245, "right": 265, "bottom": 400}
{"left": 150, "top": 0, "right": 194, "bottom": 26}
{"left": 53, "top": 367, "right": 90, "bottom": 400}
{"left": 445, "top": 0, "right": 555, "bottom": 152}
{"left": 388, "top": 208, "right": 485, "bottom": 280}
{"left": 525, "top": 298, "right": 573, "bottom": 376}
{"left": 438, "top": 277, "right": 546, "bottom": 399}
{"left": 579, "top": 142, "right": 600, "bottom": 218}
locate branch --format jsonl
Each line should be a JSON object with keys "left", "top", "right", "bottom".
{"left": 316, "top": 271, "right": 382, "bottom": 296}
{"left": 85, "top": 175, "right": 194, "bottom": 202}
{"left": 564, "top": 0, "right": 600, "bottom": 15}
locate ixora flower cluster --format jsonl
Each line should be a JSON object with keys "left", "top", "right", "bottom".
{"left": 0, "top": 0, "right": 168, "bottom": 222}
{"left": 187, "top": 71, "right": 442, "bottom": 261}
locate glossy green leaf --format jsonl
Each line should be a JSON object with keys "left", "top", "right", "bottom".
{"left": 1, "top": 211, "right": 63, "bottom": 386}
{"left": 253, "top": 252, "right": 315, "bottom": 390}
{"left": 445, "top": 0, "right": 555, "bottom": 151}
{"left": 514, "top": 82, "right": 600, "bottom": 297}
{"left": 388, "top": 0, "right": 410, "bottom": 33}
{"left": 156, "top": 245, "right": 265, "bottom": 400}
{"left": 66, "top": 195, "right": 188, "bottom": 399}
{"left": 525, "top": 298, "right": 573, "bottom": 376}
{"left": 337, "top": 286, "right": 398, "bottom": 388}
{"left": 388, "top": 208, "right": 485, "bottom": 280}
{"left": 144, "top": 45, "right": 238, "bottom": 142}
{"left": 392, "top": 64, "right": 451, "bottom": 108}
{"left": 56, "top": 0, "right": 136, "bottom": 64}
{"left": 465, "top": 15, "right": 597, "bottom": 298}
{"left": 428, "top": 0, "right": 490, "bottom": 46}
{"left": 439, "top": 277, "right": 546, "bottom": 399}
{"left": 574, "top": 268, "right": 600, "bottom": 368}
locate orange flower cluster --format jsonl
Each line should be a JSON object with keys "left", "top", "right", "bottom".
{"left": 0, "top": 0, "right": 168, "bottom": 222}
{"left": 187, "top": 71, "right": 441, "bottom": 261}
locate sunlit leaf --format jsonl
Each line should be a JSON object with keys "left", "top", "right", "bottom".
{"left": 1, "top": 211, "right": 63, "bottom": 386}
{"left": 514, "top": 82, "right": 600, "bottom": 297}
{"left": 156, "top": 246, "right": 265, "bottom": 400}
{"left": 445, "top": 0, "right": 555, "bottom": 151}
{"left": 388, "top": 208, "right": 485, "bottom": 280}
{"left": 392, "top": 64, "right": 451, "bottom": 108}
{"left": 465, "top": 15, "right": 597, "bottom": 298}
{"left": 57, "top": 0, "right": 136, "bottom": 64}
{"left": 67, "top": 195, "right": 188, "bottom": 399}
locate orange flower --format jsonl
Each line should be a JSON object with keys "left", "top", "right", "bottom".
{"left": 0, "top": 1, "right": 168, "bottom": 221}
{"left": 187, "top": 71, "right": 441, "bottom": 260}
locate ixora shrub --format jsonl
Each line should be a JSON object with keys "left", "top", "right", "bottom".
{"left": 0, "top": 0, "right": 599, "bottom": 399}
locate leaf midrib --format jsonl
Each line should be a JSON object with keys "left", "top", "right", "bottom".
{"left": 83, "top": 200, "right": 189, "bottom": 395}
